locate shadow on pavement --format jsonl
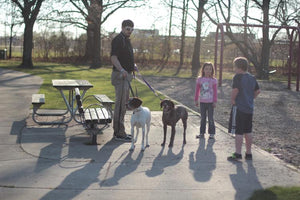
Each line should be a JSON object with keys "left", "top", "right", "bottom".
{"left": 230, "top": 161, "right": 263, "bottom": 200}
{"left": 189, "top": 138, "right": 216, "bottom": 182}
{"left": 39, "top": 138, "right": 122, "bottom": 200}
{"left": 145, "top": 145, "right": 184, "bottom": 177}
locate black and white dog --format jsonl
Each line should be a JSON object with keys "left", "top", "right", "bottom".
{"left": 127, "top": 97, "right": 151, "bottom": 151}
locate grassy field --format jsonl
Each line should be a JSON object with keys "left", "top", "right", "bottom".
{"left": 0, "top": 60, "right": 190, "bottom": 111}
{"left": 249, "top": 186, "right": 300, "bottom": 200}
{"left": 0, "top": 59, "right": 295, "bottom": 110}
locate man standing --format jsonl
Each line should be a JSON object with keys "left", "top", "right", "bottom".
{"left": 110, "top": 19, "right": 135, "bottom": 141}
{"left": 227, "top": 57, "right": 260, "bottom": 161}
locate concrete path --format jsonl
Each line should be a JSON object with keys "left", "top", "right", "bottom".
{"left": 0, "top": 68, "right": 299, "bottom": 200}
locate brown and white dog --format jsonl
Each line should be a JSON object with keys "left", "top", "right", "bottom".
{"left": 160, "top": 99, "right": 188, "bottom": 147}
{"left": 127, "top": 97, "right": 151, "bottom": 151}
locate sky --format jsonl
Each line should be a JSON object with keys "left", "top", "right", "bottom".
{"left": 103, "top": 0, "right": 170, "bottom": 34}
{"left": 0, "top": 0, "right": 199, "bottom": 39}
{"left": 1, "top": 0, "right": 288, "bottom": 40}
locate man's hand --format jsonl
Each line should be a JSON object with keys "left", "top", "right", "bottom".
{"left": 134, "top": 64, "right": 138, "bottom": 71}
{"left": 120, "top": 69, "right": 128, "bottom": 79}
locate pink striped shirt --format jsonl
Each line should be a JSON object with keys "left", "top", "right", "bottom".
{"left": 194, "top": 77, "right": 218, "bottom": 103}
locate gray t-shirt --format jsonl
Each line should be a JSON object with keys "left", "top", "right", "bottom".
{"left": 232, "top": 72, "right": 259, "bottom": 114}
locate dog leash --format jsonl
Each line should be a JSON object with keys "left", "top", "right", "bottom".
{"left": 127, "top": 79, "right": 136, "bottom": 97}
{"left": 134, "top": 65, "right": 163, "bottom": 101}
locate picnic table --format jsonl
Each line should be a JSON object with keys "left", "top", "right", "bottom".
{"left": 32, "top": 79, "right": 93, "bottom": 125}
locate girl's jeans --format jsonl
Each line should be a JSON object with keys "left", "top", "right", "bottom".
{"left": 200, "top": 102, "right": 215, "bottom": 135}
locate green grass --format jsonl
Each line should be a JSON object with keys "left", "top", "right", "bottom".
{"left": 0, "top": 60, "right": 166, "bottom": 111}
{"left": 249, "top": 186, "right": 300, "bottom": 200}
{"left": 0, "top": 59, "right": 295, "bottom": 110}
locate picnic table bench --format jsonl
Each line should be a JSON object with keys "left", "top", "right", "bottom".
{"left": 75, "top": 88, "right": 114, "bottom": 145}
{"left": 31, "top": 79, "right": 115, "bottom": 144}
{"left": 31, "top": 79, "right": 93, "bottom": 125}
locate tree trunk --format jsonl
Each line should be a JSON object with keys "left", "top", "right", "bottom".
{"left": 12, "top": 0, "right": 44, "bottom": 68}
{"left": 158, "top": 0, "right": 173, "bottom": 72}
{"left": 9, "top": 24, "right": 14, "bottom": 59}
{"left": 191, "top": 0, "right": 206, "bottom": 77}
{"left": 175, "top": 0, "right": 189, "bottom": 76}
{"left": 86, "top": 0, "right": 102, "bottom": 69}
{"left": 90, "top": 22, "right": 102, "bottom": 68}
{"left": 84, "top": 22, "right": 94, "bottom": 61}
{"left": 258, "top": 0, "right": 271, "bottom": 79}
{"left": 20, "top": 22, "right": 34, "bottom": 68}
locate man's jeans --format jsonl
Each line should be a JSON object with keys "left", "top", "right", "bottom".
{"left": 111, "top": 70, "right": 133, "bottom": 137}
{"left": 200, "top": 102, "right": 215, "bottom": 135}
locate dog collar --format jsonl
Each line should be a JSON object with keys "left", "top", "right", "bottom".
{"left": 133, "top": 108, "right": 142, "bottom": 114}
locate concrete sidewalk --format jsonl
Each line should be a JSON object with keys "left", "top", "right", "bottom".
{"left": 0, "top": 68, "right": 299, "bottom": 200}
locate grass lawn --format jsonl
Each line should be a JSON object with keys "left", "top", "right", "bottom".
{"left": 0, "top": 60, "right": 295, "bottom": 110}
{"left": 249, "top": 186, "right": 300, "bottom": 200}
{"left": 0, "top": 60, "right": 179, "bottom": 111}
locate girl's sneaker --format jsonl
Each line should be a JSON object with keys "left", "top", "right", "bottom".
{"left": 227, "top": 153, "right": 242, "bottom": 161}
{"left": 245, "top": 153, "right": 252, "bottom": 160}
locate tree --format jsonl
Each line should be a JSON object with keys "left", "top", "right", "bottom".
{"left": 174, "top": 0, "right": 189, "bottom": 76}
{"left": 1, "top": 2, "right": 22, "bottom": 59}
{"left": 191, "top": 0, "right": 207, "bottom": 77}
{"left": 205, "top": 0, "right": 298, "bottom": 79}
{"left": 157, "top": 0, "right": 174, "bottom": 72}
{"left": 48, "top": 0, "right": 146, "bottom": 69}
{"left": 11, "top": 0, "right": 45, "bottom": 68}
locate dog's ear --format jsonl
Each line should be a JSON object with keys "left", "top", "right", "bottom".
{"left": 169, "top": 100, "right": 175, "bottom": 108}
{"left": 128, "top": 97, "right": 143, "bottom": 110}
{"left": 160, "top": 100, "right": 164, "bottom": 108}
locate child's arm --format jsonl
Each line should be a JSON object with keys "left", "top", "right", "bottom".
{"left": 254, "top": 89, "right": 260, "bottom": 98}
{"left": 213, "top": 79, "right": 218, "bottom": 107}
{"left": 231, "top": 88, "right": 239, "bottom": 105}
{"left": 194, "top": 79, "right": 201, "bottom": 106}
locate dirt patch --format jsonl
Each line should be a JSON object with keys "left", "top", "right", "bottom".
{"left": 142, "top": 76, "right": 300, "bottom": 169}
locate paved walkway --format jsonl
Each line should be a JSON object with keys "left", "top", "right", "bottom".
{"left": 0, "top": 68, "right": 299, "bottom": 200}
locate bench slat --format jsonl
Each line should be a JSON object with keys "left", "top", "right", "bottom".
{"left": 32, "top": 94, "right": 45, "bottom": 104}
{"left": 93, "top": 94, "right": 114, "bottom": 104}
{"left": 95, "top": 107, "right": 112, "bottom": 123}
{"left": 84, "top": 107, "right": 112, "bottom": 124}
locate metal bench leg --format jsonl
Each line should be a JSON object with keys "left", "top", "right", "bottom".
{"left": 90, "top": 124, "right": 98, "bottom": 145}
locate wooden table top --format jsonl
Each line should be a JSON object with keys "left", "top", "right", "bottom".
{"left": 52, "top": 79, "right": 93, "bottom": 90}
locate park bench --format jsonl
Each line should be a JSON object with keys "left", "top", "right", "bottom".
{"left": 75, "top": 88, "right": 114, "bottom": 145}
{"left": 31, "top": 94, "right": 47, "bottom": 124}
{"left": 32, "top": 93, "right": 45, "bottom": 110}
{"left": 31, "top": 93, "right": 70, "bottom": 124}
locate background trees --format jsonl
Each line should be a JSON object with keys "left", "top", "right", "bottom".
{"left": 0, "top": 0, "right": 298, "bottom": 78}
{"left": 11, "top": 0, "right": 45, "bottom": 68}
{"left": 50, "top": 0, "right": 147, "bottom": 68}
{"left": 205, "top": 0, "right": 299, "bottom": 78}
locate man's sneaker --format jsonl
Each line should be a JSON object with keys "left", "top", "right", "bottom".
{"left": 209, "top": 134, "right": 215, "bottom": 139}
{"left": 196, "top": 134, "right": 205, "bottom": 139}
{"left": 227, "top": 153, "right": 242, "bottom": 161}
{"left": 245, "top": 153, "right": 253, "bottom": 160}
{"left": 114, "top": 134, "right": 132, "bottom": 142}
